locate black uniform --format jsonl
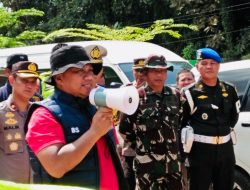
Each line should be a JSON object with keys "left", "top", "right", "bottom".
{"left": 182, "top": 79, "right": 240, "bottom": 190}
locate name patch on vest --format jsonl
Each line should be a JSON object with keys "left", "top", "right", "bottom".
{"left": 71, "top": 127, "right": 80, "bottom": 134}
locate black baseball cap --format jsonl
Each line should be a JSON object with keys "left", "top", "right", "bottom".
{"left": 6, "top": 53, "right": 28, "bottom": 70}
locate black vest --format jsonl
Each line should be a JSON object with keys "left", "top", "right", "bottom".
{"left": 25, "top": 89, "right": 128, "bottom": 189}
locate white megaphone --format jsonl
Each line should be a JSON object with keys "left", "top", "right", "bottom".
{"left": 89, "top": 85, "right": 139, "bottom": 115}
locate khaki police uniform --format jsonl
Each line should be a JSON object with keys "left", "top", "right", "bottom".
{"left": 0, "top": 95, "right": 31, "bottom": 183}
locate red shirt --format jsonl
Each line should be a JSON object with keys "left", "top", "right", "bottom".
{"left": 26, "top": 107, "right": 119, "bottom": 190}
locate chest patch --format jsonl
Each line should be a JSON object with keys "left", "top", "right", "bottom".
{"left": 197, "top": 95, "right": 208, "bottom": 99}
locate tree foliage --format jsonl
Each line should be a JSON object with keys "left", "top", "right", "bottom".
{"left": 1, "top": 0, "right": 249, "bottom": 60}
{"left": 0, "top": 7, "right": 45, "bottom": 47}
{"left": 43, "top": 19, "right": 197, "bottom": 43}
{"left": 170, "top": 0, "right": 250, "bottom": 60}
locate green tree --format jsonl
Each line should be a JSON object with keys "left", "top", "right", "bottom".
{"left": 43, "top": 19, "right": 197, "bottom": 43}
{"left": 170, "top": 0, "right": 250, "bottom": 60}
{"left": 0, "top": 7, "right": 45, "bottom": 47}
{"left": 182, "top": 43, "right": 196, "bottom": 60}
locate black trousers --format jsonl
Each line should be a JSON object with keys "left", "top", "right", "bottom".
{"left": 123, "top": 156, "right": 136, "bottom": 190}
{"left": 189, "top": 141, "right": 235, "bottom": 190}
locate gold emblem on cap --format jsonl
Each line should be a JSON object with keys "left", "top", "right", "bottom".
{"left": 28, "top": 63, "right": 37, "bottom": 72}
{"left": 9, "top": 142, "right": 18, "bottom": 151}
{"left": 5, "top": 118, "right": 17, "bottom": 125}
{"left": 138, "top": 60, "right": 144, "bottom": 66}
{"left": 5, "top": 112, "right": 14, "bottom": 118}
{"left": 90, "top": 46, "right": 101, "bottom": 59}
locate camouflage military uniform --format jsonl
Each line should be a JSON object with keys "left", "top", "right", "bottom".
{"left": 119, "top": 84, "right": 183, "bottom": 190}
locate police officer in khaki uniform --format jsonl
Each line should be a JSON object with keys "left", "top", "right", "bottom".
{"left": 132, "top": 58, "right": 146, "bottom": 88}
{"left": 0, "top": 54, "right": 42, "bottom": 102}
{"left": 181, "top": 48, "right": 240, "bottom": 190}
{"left": 0, "top": 61, "right": 40, "bottom": 183}
{"left": 119, "top": 55, "right": 182, "bottom": 190}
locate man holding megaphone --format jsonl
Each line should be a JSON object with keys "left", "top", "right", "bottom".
{"left": 119, "top": 55, "right": 183, "bottom": 190}
{"left": 25, "top": 45, "right": 128, "bottom": 189}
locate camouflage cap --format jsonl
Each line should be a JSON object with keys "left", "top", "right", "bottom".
{"left": 144, "top": 55, "right": 173, "bottom": 71}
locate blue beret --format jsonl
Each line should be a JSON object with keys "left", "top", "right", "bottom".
{"left": 196, "top": 48, "right": 221, "bottom": 63}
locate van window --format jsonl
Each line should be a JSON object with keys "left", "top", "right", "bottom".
{"left": 118, "top": 63, "right": 134, "bottom": 82}
{"left": 118, "top": 61, "right": 192, "bottom": 87}
{"left": 219, "top": 68, "right": 250, "bottom": 98}
{"left": 103, "top": 66, "right": 122, "bottom": 85}
{"left": 166, "top": 61, "right": 192, "bottom": 86}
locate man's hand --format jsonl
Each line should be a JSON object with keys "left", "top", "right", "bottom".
{"left": 91, "top": 107, "right": 113, "bottom": 137}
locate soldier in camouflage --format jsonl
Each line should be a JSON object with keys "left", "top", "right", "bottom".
{"left": 119, "top": 55, "right": 183, "bottom": 190}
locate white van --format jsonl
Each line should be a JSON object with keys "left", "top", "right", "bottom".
{"left": 0, "top": 40, "right": 192, "bottom": 87}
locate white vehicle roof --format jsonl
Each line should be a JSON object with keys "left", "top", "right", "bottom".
{"left": 0, "top": 40, "right": 187, "bottom": 70}
{"left": 191, "top": 59, "right": 250, "bottom": 80}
